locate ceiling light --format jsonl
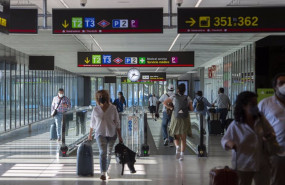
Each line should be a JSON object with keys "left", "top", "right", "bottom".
{"left": 195, "top": 0, "right": 203, "bottom": 7}
{"left": 155, "top": 67, "right": 160, "bottom": 72}
{"left": 59, "top": 0, "right": 69, "bottom": 8}
{"left": 90, "top": 35, "right": 103, "bottom": 51}
{"left": 168, "top": 34, "right": 180, "bottom": 51}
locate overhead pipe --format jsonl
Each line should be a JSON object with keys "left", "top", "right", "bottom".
{"left": 43, "top": 0, "right": 47, "bottom": 29}
{"left": 168, "top": 0, "right": 172, "bottom": 27}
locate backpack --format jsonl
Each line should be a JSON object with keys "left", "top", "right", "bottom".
{"left": 196, "top": 97, "right": 205, "bottom": 111}
{"left": 174, "top": 94, "right": 189, "bottom": 118}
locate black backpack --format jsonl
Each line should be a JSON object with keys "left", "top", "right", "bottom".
{"left": 174, "top": 94, "right": 189, "bottom": 118}
{"left": 196, "top": 97, "right": 205, "bottom": 111}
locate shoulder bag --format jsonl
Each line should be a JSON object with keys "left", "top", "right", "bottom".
{"left": 51, "top": 97, "right": 63, "bottom": 117}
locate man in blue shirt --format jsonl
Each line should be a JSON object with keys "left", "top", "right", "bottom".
{"left": 193, "top": 91, "right": 212, "bottom": 135}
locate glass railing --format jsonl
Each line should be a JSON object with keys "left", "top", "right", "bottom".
{"left": 186, "top": 112, "right": 209, "bottom": 156}
{"left": 61, "top": 106, "right": 92, "bottom": 155}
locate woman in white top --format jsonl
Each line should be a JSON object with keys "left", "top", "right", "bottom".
{"left": 221, "top": 91, "right": 276, "bottom": 185}
{"left": 164, "top": 83, "right": 193, "bottom": 161}
{"left": 88, "top": 90, "right": 123, "bottom": 181}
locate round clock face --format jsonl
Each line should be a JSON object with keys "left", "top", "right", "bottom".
{"left": 127, "top": 68, "right": 140, "bottom": 82}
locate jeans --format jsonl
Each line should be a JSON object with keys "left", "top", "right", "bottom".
{"left": 217, "top": 108, "right": 228, "bottom": 131}
{"left": 54, "top": 113, "right": 63, "bottom": 139}
{"left": 162, "top": 111, "right": 174, "bottom": 142}
{"left": 96, "top": 135, "right": 117, "bottom": 173}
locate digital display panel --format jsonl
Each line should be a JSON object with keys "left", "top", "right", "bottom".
{"left": 29, "top": 56, "right": 54, "bottom": 70}
{"left": 10, "top": 9, "right": 38, "bottom": 33}
{"left": 178, "top": 7, "right": 285, "bottom": 33}
{"left": 0, "top": 0, "right": 10, "bottom": 34}
{"left": 53, "top": 8, "right": 163, "bottom": 34}
{"left": 78, "top": 52, "right": 194, "bottom": 67}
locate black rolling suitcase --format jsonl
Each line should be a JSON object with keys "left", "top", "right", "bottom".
{"left": 77, "top": 141, "right": 94, "bottom": 176}
{"left": 50, "top": 122, "right": 57, "bottom": 140}
{"left": 209, "top": 120, "right": 223, "bottom": 135}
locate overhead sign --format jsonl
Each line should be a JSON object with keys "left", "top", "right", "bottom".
{"left": 52, "top": 8, "right": 163, "bottom": 34}
{"left": 78, "top": 52, "right": 194, "bottom": 67}
{"left": 178, "top": 7, "right": 285, "bottom": 33}
{"left": 10, "top": 9, "right": 38, "bottom": 34}
{"left": 121, "top": 77, "right": 152, "bottom": 84}
{"left": 139, "top": 72, "right": 166, "bottom": 81}
{"left": 0, "top": 0, "right": 10, "bottom": 34}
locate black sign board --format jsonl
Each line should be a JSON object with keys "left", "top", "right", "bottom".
{"left": 139, "top": 72, "right": 166, "bottom": 81}
{"left": 29, "top": 56, "right": 54, "bottom": 70}
{"left": 78, "top": 52, "right": 194, "bottom": 67}
{"left": 10, "top": 9, "right": 38, "bottom": 34}
{"left": 0, "top": 0, "right": 10, "bottom": 34}
{"left": 104, "top": 76, "right": 116, "bottom": 83}
{"left": 52, "top": 8, "right": 163, "bottom": 34}
{"left": 178, "top": 7, "right": 285, "bottom": 33}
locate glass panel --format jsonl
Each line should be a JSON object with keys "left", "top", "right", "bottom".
{"left": 5, "top": 62, "right": 10, "bottom": 131}
{"left": 10, "top": 63, "right": 16, "bottom": 129}
{"left": 110, "top": 83, "right": 116, "bottom": 103}
{"left": 0, "top": 61, "right": 4, "bottom": 132}
{"left": 139, "top": 84, "right": 143, "bottom": 106}
{"left": 143, "top": 84, "right": 149, "bottom": 106}
{"left": 98, "top": 78, "right": 103, "bottom": 90}
{"left": 127, "top": 84, "right": 133, "bottom": 106}
{"left": 122, "top": 84, "right": 127, "bottom": 106}
{"left": 133, "top": 84, "right": 138, "bottom": 106}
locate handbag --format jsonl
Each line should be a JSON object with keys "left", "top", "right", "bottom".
{"left": 51, "top": 97, "right": 63, "bottom": 117}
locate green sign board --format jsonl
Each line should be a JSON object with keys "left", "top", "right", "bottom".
{"left": 257, "top": 88, "right": 274, "bottom": 103}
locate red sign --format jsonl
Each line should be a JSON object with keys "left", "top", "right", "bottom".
{"left": 208, "top": 67, "right": 213, "bottom": 78}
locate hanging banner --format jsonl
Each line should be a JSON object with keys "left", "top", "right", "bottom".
{"left": 178, "top": 7, "right": 285, "bottom": 33}
{"left": 53, "top": 8, "right": 163, "bottom": 34}
{"left": 78, "top": 51, "right": 194, "bottom": 67}
{"left": 0, "top": 0, "right": 10, "bottom": 34}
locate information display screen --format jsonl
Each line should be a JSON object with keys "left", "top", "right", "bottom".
{"left": 139, "top": 72, "right": 166, "bottom": 81}
{"left": 0, "top": 0, "right": 10, "bottom": 34}
{"left": 178, "top": 7, "right": 285, "bottom": 33}
{"left": 10, "top": 9, "right": 38, "bottom": 33}
{"left": 53, "top": 8, "right": 163, "bottom": 34}
{"left": 78, "top": 52, "right": 194, "bottom": 67}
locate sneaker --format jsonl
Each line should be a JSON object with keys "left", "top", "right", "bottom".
{"left": 179, "top": 155, "right": 184, "bottom": 161}
{"left": 164, "top": 139, "right": 169, "bottom": 146}
{"left": 169, "top": 142, "right": 174, "bottom": 147}
{"left": 176, "top": 147, "right": 181, "bottom": 159}
{"left": 100, "top": 175, "right": 106, "bottom": 181}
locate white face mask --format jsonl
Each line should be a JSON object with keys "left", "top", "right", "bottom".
{"left": 58, "top": 93, "right": 64, "bottom": 98}
{"left": 278, "top": 84, "right": 285, "bottom": 95}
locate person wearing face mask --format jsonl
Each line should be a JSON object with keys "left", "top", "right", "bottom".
{"left": 88, "top": 90, "right": 123, "bottom": 181}
{"left": 113, "top": 92, "right": 126, "bottom": 113}
{"left": 51, "top": 88, "right": 71, "bottom": 141}
{"left": 258, "top": 73, "right": 285, "bottom": 185}
{"left": 221, "top": 91, "right": 276, "bottom": 185}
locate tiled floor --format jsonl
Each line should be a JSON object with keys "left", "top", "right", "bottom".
{"left": 0, "top": 118, "right": 232, "bottom": 185}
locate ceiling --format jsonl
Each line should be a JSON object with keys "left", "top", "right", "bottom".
{"left": 1, "top": 0, "right": 285, "bottom": 77}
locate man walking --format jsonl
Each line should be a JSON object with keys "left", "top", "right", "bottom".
{"left": 259, "top": 73, "right": 285, "bottom": 185}
{"left": 212, "top": 88, "right": 231, "bottom": 134}
{"left": 156, "top": 85, "right": 175, "bottom": 147}
{"left": 148, "top": 94, "right": 158, "bottom": 121}
{"left": 51, "top": 88, "right": 71, "bottom": 141}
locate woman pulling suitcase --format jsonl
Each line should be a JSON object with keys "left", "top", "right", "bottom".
{"left": 88, "top": 90, "right": 123, "bottom": 181}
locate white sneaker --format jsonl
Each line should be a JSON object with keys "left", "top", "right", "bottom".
{"left": 179, "top": 155, "right": 184, "bottom": 161}
{"left": 176, "top": 147, "right": 181, "bottom": 159}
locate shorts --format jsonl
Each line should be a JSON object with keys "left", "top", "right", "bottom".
{"left": 149, "top": 106, "right": 156, "bottom": 113}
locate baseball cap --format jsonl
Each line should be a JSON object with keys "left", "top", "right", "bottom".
{"left": 168, "top": 84, "right": 174, "bottom": 91}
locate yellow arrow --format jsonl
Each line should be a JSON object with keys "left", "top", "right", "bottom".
{"left": 62, "top": 20, "right": 69, "bottom": 28}
{"left": 185, "top": 17, "right": 196, "bottom": 27}
{"left": 85, "top": 57, "right": 90, "bottom": 64}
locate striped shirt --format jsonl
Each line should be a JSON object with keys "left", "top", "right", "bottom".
{"left": 213, "top": 93, "right": 231, "bottom": 109}
{"left": 51, "top": 96, "right": 71, "bottom": 113}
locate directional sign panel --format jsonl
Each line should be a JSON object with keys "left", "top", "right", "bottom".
{"left": 139, "top": 72, "right": 166, "bottom": 81}
{"left": 0, "top": 0, "right": 10, "bottom": 34}
{"left": 10, "top": 9, "right": 38, "bottom": 34}
{"left": 78, "top": 52, "right": 194, "bottom": 67}
{"left": 53, "top": 8, "right": 163, "bottom": 34}
{"left": 178, "top": 7, "right": 285, "bottom": 33}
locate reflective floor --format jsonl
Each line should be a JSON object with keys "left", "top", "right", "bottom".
{"left": 0, "top": 118, "right": 232, "bottom": 185}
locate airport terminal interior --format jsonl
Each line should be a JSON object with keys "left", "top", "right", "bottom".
{"left": 1, "top": 0, "right": 285, "bottom": 185}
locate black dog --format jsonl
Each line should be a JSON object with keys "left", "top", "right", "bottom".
{"left": 115, "top": 143, "right": 136, "bottom": 175}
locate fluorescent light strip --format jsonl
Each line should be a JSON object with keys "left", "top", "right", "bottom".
{"left": 195, "top": 0, "right": 203, "bottom": 7}
{"left": 59, "top": 0, "right": 69, "bottom": 8}
{"left": 155, "top": 67, "right": 160, "bottom": 72}
{"left": 168, "top": 34, "right": 180, "bottom": 51}
{"left": 168, "top": 0, "right": 203, "bottom": 51}
{"left": 90, "top": 35, "right": 103, "bottom": 51}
